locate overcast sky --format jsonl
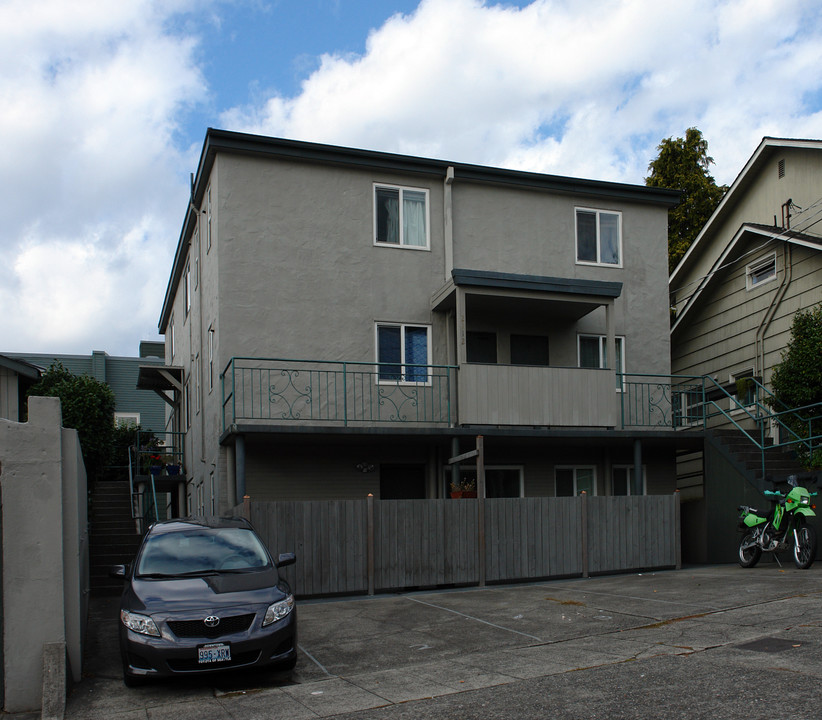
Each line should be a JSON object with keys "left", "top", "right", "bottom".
{"left": 2, "top": 0, "right": 822, "bottom": 356}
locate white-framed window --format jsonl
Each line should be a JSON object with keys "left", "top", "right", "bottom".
{"left": 376, "top": 323, "right": 431, "bottom": 383}
{"left": 578, "top": 334, "right": 625, "bottom": 388}
{"left": 184, "top": 378, "right": 191, "bottom": 430}
{"left": 612, "top": 465, "right": 647, "bottom": 495}
{"left": 169, "top": 314, "right": 175, "bottom": 360}
{"left": 575, "top": 208, "right": 622, "bottom": 266}
{"left": 195, "top": 354, "right": 201, "bottom": 414}
{"left": 208, "top": 325, "right": 215, "bottom": 391}
{"left": 673, "top": 386, "right": 703, "bottom": 428}
{"left": 184, "top": 260, "right": 191, "bottom": 316}
{"left": 449, "top": 466, "right": 524, "bottom": 498}
{"left": 114, "top": 412, "right": 140, "bottom": 427}
{"left": 556, "top": 466, "right": 596, "bottom": 496}
{"left": 206, "top": 185, "right": 212, "bottom": 253}
{"left": 746, "top": 253, "right": 776, "bottom": 290}
{"left": 374, "top": 184, "right": 429, "bottom": 249}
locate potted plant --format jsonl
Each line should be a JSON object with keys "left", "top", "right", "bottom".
{"left": 450, "top": 477, "right": 477, "bottom": 498}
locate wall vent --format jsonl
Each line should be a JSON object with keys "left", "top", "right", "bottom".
{"left": 778, "top": 158, "right": 786, "bottom": 178}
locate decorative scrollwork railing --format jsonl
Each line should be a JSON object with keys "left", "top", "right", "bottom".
{"left": 222, "top": 358, "right": 455, "bottom": 429}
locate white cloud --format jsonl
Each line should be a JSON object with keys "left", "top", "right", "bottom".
{"left": 0, "top": 0, "right": 207, "bottom": 354}
{"left": 222, "top": 0, "right": 822, "bottom": 186}
{"left": 2, "top": 0, "right": 822, "bottom": 356}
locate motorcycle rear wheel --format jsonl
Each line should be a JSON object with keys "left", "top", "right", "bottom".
{"left": 738, "top": 530, "right": 762, "bottom": 568}
{"left": 793, "top": 518, "right": 817, "bottom": 570}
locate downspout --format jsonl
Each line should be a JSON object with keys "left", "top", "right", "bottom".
{"left": 755, "top": 243, "right": 792, "bottom": 383}
{"left": 444, "top": 166, "right": 455, "bottom": 282}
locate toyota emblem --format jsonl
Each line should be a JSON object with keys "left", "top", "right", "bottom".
{"left": 203, "top": 615, "right": 220, "bottom": 628}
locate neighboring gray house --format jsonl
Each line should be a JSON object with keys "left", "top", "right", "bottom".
{"left": 154, "top": 128, "right": 691, "bottom": 516}
{"left": 670, "top": 137, "right": 822, "bottom": 561}
{"left": 5, "top": 341, "right": 166, "bottom": 431}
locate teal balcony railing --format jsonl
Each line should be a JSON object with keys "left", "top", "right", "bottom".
{"left": 221, "top": 358, "right": 456, "bottom": 430}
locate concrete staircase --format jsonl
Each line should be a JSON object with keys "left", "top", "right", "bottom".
{"left": 89, "top": 480, "right": 142, "bottom": 595}
{"left": 711, "top": 428, "right": 810, "bottom": 489}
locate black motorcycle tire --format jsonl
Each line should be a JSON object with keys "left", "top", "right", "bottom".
{"left": 792, "top": 517, "right": 817, "bottom": 570}
{"left": 738, "top": 530, "right": 762, "bottom": 568}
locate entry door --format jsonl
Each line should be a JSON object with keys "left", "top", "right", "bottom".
{"left": 380, "top": 465, "right": 426, "bottom": 499}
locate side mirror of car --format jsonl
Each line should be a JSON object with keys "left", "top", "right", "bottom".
{"left": 109, "top": 564, "right": 127, "bottom": 579}
{"left": 275, "top": 552, "right": 296, "bottom": 568}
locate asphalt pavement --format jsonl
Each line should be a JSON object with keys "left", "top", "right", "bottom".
{"left": 60, "top": 563, "right": 822, "bottom": 719}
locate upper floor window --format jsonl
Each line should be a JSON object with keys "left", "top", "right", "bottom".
{"left": 576, "top": 208, "right": 621, "bottom": 266}
{"left": 579, "top": 334, "right": 625, "bottom": 389}
{"left": 746, "top": 253, "right": 776, "bottom": 290}
{"left": 376, "top": 323, "right": 430, "bottom": 383}
{"left": 374, "top": 185, "right": 429, "bottom": 249}
{"left": 184, "top": 261, "right": 191, "bottom": 316}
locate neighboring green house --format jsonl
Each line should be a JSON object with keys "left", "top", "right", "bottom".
{"left": 4, "top": 341, "right": 166, "bottom": 431}
{"left": 670, "top": 137, "right": 822, "bottom": 561}
{"left": 152, "top": 129, "right": 697, "bottom": 516}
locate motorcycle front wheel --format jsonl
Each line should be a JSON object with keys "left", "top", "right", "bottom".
{"left": 793, "top": 518, "right": 817, "bottom": 570}
{"left": 738, "top": 530, "right": 762, "bottom": 568}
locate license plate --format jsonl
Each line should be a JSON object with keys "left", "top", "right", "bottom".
{"left": 198, "top": 642, "right": 231, "bottom": 664}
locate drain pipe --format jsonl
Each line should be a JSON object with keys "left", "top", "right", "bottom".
{"left": 755, "top": 242, "right": 792, "bottom": 382}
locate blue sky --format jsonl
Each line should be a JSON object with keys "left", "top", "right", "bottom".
{"left": 2, "top": 0, "right": 822, "bottom": 356}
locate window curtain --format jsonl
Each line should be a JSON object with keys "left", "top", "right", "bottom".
{"left": 376, "top": 188, "right": 400, "bottom": 244}
{"left": 404, "top": 326, "right": 428, "bottom": 382}
{"left": 600, "top": 212, "right": 620, "bottom": 264}
{"left": 403, "top": 190, "right": 426, "bottom": 247}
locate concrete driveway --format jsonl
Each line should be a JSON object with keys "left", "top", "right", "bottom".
{"left": 64, "top": 564, "right": 822, "bottom": 719}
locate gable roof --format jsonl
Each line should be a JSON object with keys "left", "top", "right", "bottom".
{"left": 670, "top": 137, "right": 822, "bottom": 333}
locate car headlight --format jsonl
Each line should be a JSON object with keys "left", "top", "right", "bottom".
{"left": 801, "top": 496, "right": 810, "bottom": 505}
{"left": 263, "top": 594, "right": 294, "bottom": 627}
{"left": 120, "top": 609, "right": 161, "bottom": 637}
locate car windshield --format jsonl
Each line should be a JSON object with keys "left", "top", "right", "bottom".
{"left": 136, "top": 526, "right": 271, "bottom": 577}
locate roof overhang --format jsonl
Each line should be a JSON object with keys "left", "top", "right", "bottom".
{"left": 671, "top": 223, "right": 822, "bottom": 333}
{"left": 670, "top": 136, "right": 822, "bottom": 287}
{"left": 137, "top": 365, "right": 184, "bottom": 393}
{"left": 433, "top": 268, "right": 622, "bottom": 320}
{"left": 0, "top": 355, "right": 41, "bottom": 380}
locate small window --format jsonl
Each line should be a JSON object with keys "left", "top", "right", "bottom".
{"left": 206, "top": 185, "right": 212, "bottom": 252}
{"left": 579, "top": 335, "right": 625, "bottom": 370}
{"left": 510, "top": 334, "right": 549, "bottom": 366}
{"left": 467, "top": 331, "right": 497, "bottom": 363}
{"left": 556, "top": 467, "right": 596, "bottom": 496}
{"left": 374, "top": 185, "right": 429, "bottom": 249}
{"left": 208, "top": 325, "right": 215, "bottom": 391}
{"left": 169, "top": 315, "right": 175, "bottom": 360}
{"left": 184, "top": 261, "right": 191, "bottom": 315}
{"left": 746, "top": 254, "right": 776, "bottom": 290}
{"left": 114, "top": 412, "right": 140, "bottom": 427}
{"left": 576, "top": 208, "right": 621, "bottom": 266}
{"left": 730, "top": 369, "right": 756, "bottom": 410}
{"left": 376, "top": 323, "right": 430, "bottom": 383}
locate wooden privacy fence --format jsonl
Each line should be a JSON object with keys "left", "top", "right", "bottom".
{"left": 240, "top": 493, "right": 681, "bottom": 598}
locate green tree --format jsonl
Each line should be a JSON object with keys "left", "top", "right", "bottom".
{"left": 768, "top": 305, "right": 822, "bottom": 469}
{"left": 646, "top": 127, "right": 727, "bottom": 273}
{"left": 27, "top": 362, "right": 116, "bottom": 479}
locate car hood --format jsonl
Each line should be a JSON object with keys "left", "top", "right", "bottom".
{"left": 124, "top": 568, "right": 288, "bottom": 613}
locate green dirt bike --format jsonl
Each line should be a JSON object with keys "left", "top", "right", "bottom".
{"left": 738, "top": 475, "right": 818, "bottom": 569}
